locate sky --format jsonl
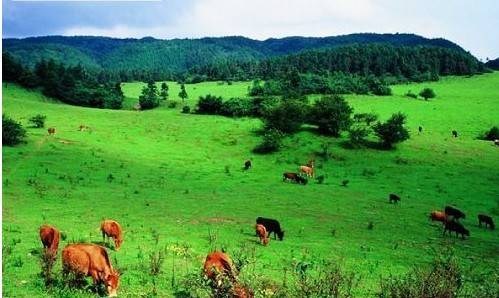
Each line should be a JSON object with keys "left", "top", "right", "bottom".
{"left": 2, "top": 0, "right": 499, "bottom": 61}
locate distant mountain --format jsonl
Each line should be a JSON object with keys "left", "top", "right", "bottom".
{"left": 3, "top": 33, "right": 470, "bottom": 76}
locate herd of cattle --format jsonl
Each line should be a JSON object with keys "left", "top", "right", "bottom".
{"left": 38, "top": 216, "right": 286, "bottom": 297}
{"left": 35, "top": 147, "right": 495, "bottom": 297}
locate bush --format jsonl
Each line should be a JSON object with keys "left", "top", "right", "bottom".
{"left": 479, "top": 126, "right": 499, "bottom": 141}
{"left": 196, "top": 94, "right": 223, "bottom": 115}
{"left": 253, "top": 128, "right": 284, "bottom": 154}
{"left": 28, "top": 114, "right": 47, "bottom": 128}
{"left": 262, "top": 100, "right": 308, "bottom": 134}
{"left": 182, "top": 106, "right": 191, "bottom": 114}
{"left": 2, "top": 114, "right": 27, "bottom": 146}
{"left": 373, "top": 112, "right": 410, "bottom": 148}
{"left": 419, "top": 88, "right": 436, "bottom": 100}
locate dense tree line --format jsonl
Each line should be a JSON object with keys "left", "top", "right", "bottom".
{"left": 3, "top": 34, "right": 487, "bottom": 83}
{"left": 3, "top": 54, "right": 124, "bottom": 109}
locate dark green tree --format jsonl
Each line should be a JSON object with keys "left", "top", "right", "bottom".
{"left": 139, "top": 81, "right": 160, "bottom": 110}
{"left": 419, "top": 88, "right": 436, "bottom": 100}
{"left": 178, "top": 83, "right": 188, "bottom": 104}
{"left": 160, "top": 82, "right": 169, "bottom": 101}
{"left": 196, "top": 94, "right": 223, "bottom": 115}
{"left": 309, "top": 95, "right": 353, "bottom": 137}
{"left": 253, "top": 128, "right": 284, "bottom": 154}
{"left": 262, "top": 100, "right": 307, "bottom": 134}
{"left": 373, "top": 112, "right": 410, "bottom": 148}
{"left": 2, "top": 114, "right": 27, "bottom": 146}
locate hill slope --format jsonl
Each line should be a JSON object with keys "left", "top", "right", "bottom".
{"left": 2, "top": 73, "right": 499, "bottom": 296}
{"left": 3, "top": 33, "right": 468, "bottom": 75}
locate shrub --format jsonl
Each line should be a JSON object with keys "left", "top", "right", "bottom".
{"left": 373, "top": 112, "right": 410, "bottom": 148}
{"left": 479, "top": 126, "right": 499, "bottom": 141}
{"left": 419, "top": 87, "right": 436, "bottom": 100}
{"left": 28, "top": 114, "right": 47, "bottom": 128}
{"left": 405, "top": 90, "right": 418, "bottom": 99}
{"left": 263, "top": 100, "right": 308, "bottom": 134}
{"left": 2, "top": 114, "right": 27, "bottom": 146}
{"left": 182, "top": 106, "right": 191, "bottom": 114}
{"left": 253, "top": 128, "right": 284, "bottom": 154}
{"left": 196, "top": 94, "right": 223, "bottom": 115}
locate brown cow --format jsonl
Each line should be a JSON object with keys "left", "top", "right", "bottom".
{"left": 283, "top": 172, "right": 298, "bottom": 182}
{"left": 299, "top": 166, "right": 314, "bottom": 178}
{"left": 429, "top": 211, "right": 448, "bottom": 224}
{"left": 39, "top": 225, "right": 60, "bottom": 251}
{"left": 62, "top": 243, "right": 120, "bottom": 297}
{"left": 203, "top": 251, "right": 253, "bottom": 298}
{"left": 47, "top": 127, "right": 56, "bottom": 135}
{"left": 255, "top": 224, "right": 269, "bottom": 246}
{"left": 101, "top": 220, "right": 123, "bottom": 251}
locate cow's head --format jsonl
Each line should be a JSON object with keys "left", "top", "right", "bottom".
{"left": 114, "top": 238, "right": 123, "bottom": 251}
{"left": 105, "top": 270, "right": 121, "bottom": 297}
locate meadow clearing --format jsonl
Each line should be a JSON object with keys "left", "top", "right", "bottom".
{"left": 2, "top": 72, "right": 499, "bottom": 297}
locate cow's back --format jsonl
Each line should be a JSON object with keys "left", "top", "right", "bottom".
{"left": 63, "top": 243, "right": 112, "bottom": 276}
{"left": 40, "top": 225, "right": 60, "bottom": 250}
{"left": 62, "top": 244, "right": 91, "bottom": 275}
{"left": 204, "top": 251, "right": 236, "bottom": 281}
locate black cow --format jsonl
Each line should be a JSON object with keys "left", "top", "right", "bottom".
{"left": 443, "top": 221, "right": 470, "bottom": 239}
{"left": 478, "top": 214, "right": 495, "bottom": 229}
{"left": 389, "top": 194, "right": 401, "bottom": 204}
{"left": 452, "top": 130, "right": 458, "bottom": 138}
{"left": 444, "top": 206, "right": 466, "bottom": 221}
{"left": 295, "top": 175, "right": 308, "bottom": 185}
{"left": 418, "top": 126, "right": 423, "bottom": 133}
{"left": 256, "top": 217, "right": 284, "bottom": 241}
{"left": 244, "top": 160, "right": 251, "bottom": 170}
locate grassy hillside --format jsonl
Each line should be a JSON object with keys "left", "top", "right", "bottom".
{"left": 2, "top": 73, "right": 499, "bottom": 297}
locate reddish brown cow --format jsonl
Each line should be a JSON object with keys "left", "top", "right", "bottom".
{"left": 283, "top": 172, "right": 298, "bottom": 182}
{"left": 429, "top": 211, "right": 448, "bottom": 224}
{"left": 204, "top": 251, "right": 237, "bottom": 283}
{"left": 47, "top": 127, "right": 56, "bottom": 135}
{"left": 203, "top": 251, "right": 253, "bottom": 297}
{"left": 299, "top": 166, "right": 314, "bottom": 178}
{"left": 39, "top": 225, "right": 60, "bottom": 251}
{"left": 62, "top": 243, "right": 120, "bottom": 297}
{"left": 255, "top": 224, "right": 269, "bottom": 246}
{"left": 101, "top": 220, "right": 123, "bottom": 251}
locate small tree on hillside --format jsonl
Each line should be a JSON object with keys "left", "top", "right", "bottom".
{"left": 178, "top": 83, "right": 188, "bottom": 104}
{"left": 419, "top": 88, "right": 436, "bottom": 100}
{"left": 373, "top": 112, "right": 410, "bottom": 148}
{"left": 309, "top": 95, "right": 353, "bottom": 137}
{"left": 160, "top": 82, "right": 169, "bottom": 101}
{"left": 139, "top": 80, "right": 160, "bottom": 110}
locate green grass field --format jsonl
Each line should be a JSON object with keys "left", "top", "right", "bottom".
{"left": 2, "top": 73, "right": 499, "bottom": 297}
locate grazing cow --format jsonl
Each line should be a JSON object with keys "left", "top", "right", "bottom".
{"left": 429, "top": 211, "right": 448, "bottom": 224}
{"left": 444, "top": 206, "right": 466, "bottom": 221}
{"left": 443, "top": 221, "right": 470, "bottom": 239}
{"left": 39, "top": 225, "right": 60, "bottom": 251}
{"left": 62, "top": 243, "right": 120, "bottom": 297}
{"left": 244, "top": 160, "right": 251, "bottom": 170}
{"left": 295, "top": 175, "right": 308, "bottom": 185}
{"left": 101, "top": 220, "right": 123, "bottom": 251}
{"left": 255, "top": 224, "right": 269, "bottom": 246}
{"left": 389, "top": 194, "right": 401, "bottom": 204}
{"left": 204, "top": 251, "right": 238, "bottom": 284}
{"left": 494, "top": 139, "right": 499, "bottom": 146}
{"left": 78, "top": 124, "right": 87, "bottom": 131}
{"left": 256, "top": 217, "right": 284, "bottom": 241}
{"left": 283, "top": 172, "right": 298, "bottom": 183}
{"left": 203, "top": 251, "right": 253, "bottom": 297}
{"left": 478, "top": 214, "right": 495, "bottom": 229}
{"left": 299, "top": 166, "right": 314, "bottom": 178}
{"left": 418, "top": 126, "right": 423, "bottom": 133}
{"left": 452, "top": 130, "right": 458, "bottom": 138}
{"left": 47, "top": 127, "right": 56, "bottom": 135}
